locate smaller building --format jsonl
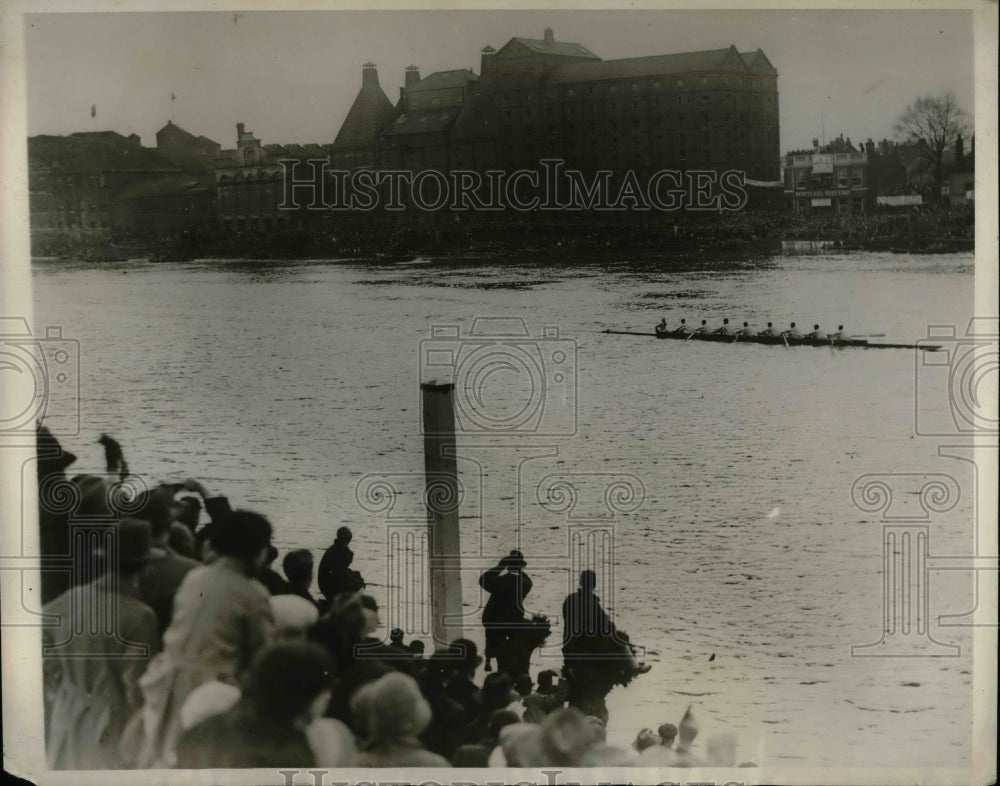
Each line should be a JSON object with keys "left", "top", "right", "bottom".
{"left": 215, "top": 122, "right": 329, "bottom": 234}
{"left": 944, "top": 134, "right": 974, "bottom": 207}
{"left": 783, "top": 135, "right": 868, "bottom": 214}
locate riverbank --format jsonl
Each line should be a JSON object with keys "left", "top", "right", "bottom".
{"left": 37, "top": 203, "right": 973, "bottom": 262}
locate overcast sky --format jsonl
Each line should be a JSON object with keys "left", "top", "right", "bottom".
{"left": 24, "top": 9, "right": 974, "bottom": 153}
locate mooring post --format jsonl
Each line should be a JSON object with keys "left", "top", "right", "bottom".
{"left": 421, "top": 381, "right": 464, "bottom": 646}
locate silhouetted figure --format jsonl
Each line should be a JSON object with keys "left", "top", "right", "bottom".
{"left": 479, "top": 549, "right": 532, "bottom": 674}
{"left": 36, "top": 425, "right": 77, "bottom": 604}
{"left": 561, "top": 570, "right": 649, "bottom": 723}
{"left": 318, "top": 526, "right": 364, "bottom": 603}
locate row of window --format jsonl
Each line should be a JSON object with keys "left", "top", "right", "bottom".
{"left": 502, "top": 92, "right": 773, "bottom": 119}
{"left": 498, "top": 74, "right": 773, "bottom": 104}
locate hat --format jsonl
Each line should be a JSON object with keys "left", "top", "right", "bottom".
{"left": 92, "top": 518, "right": 153, "bottom": 567}
{"left": 539, "top": 707, "right": 598, "bottom": 766}
{"left": 36, "top": 425, "right": 77, "bottom": 474}
{"left": 357, "top": 672, "right": 432, "bottom": 741}
{"left": 389, "top": 628, "right": 404, "bottom": 644}
{"left": 634, "top": 728, "right": 659, "bottom": 752}
{"left": 270, "top": 594, "right": 320, "bottom": 633}
{"left": 499, "top": 722, "right": 543, "bottom": 766}
{"left": 488, "top": 708, "right": 521, "bottom": 739}
{"left": 477, "top": 672, "right": 518, "bottom": 711}
{"left": 505, "top": 549, "right": 526, "bottom": 569}
{"left": 179, "top": 680, "right": 241, "bottom": 731}
{"left": 657, "top": 722, "right": 678, "bottom": 743}
{"left": 449, "top": 638, "right": 483, "bottom": 671}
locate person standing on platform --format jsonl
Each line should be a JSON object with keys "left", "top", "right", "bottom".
{"left": 479, "top": 549, "right": 532, "bottom": 674}
{"left": 561, "top": 570, "right": 650, "bottom": 723}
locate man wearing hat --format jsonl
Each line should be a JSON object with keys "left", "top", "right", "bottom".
{"left": 479, "top": 549, "right": 532, "bottom": 674}
{"left": 42, "top": 518, "right": 160, "bottom": 769}
{"left": 35, "top": 425, "right": 78, "bottom": 604}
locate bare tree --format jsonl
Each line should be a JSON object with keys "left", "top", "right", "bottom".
{"left": 894, "top": 93, "right": 969, "bottom": 199}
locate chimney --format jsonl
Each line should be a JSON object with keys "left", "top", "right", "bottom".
{"left": 544, "top": 27, "right": 554, "bottom": 45}
{"left": 362, "top": 62, "right": 379, "bottom": 87}
{"left": 480, "top": 45, "right": 496, "bottom": 75}
{"left": 236, "top": 122, "right": 245, "bottom": 139}
{"left": 955, "top": 135, "right": 964, "bottom": 167}
{"left": 812, "top": 138, "right": 819, "bottom": 150}
{"left": 405, "top": 65, "right": 420, "bottom": 88}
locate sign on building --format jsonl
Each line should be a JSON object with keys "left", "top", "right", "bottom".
{"left": 811, "top": 155, "right": 834, "bottom": 174}
{"left": 876, "top": 195, "right": 923, "bottom": 206}
{"left": 811, "top": 197, "right": 832, "bottom": 207}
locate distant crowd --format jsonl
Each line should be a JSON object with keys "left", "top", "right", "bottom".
{"left": 37, "top": 426, "right": 750, "bottom": 770}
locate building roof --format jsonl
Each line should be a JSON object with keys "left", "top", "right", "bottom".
{"left": 407, "top": 69, "right": 479, "bottom": 92}
{"left": 498, "top": 36, "right": 600, "bottom": 60}
{"left": 333, "top": 78, "right": 397, "bottom": 150}
{"left": 28, "top": 132, "right": 179, "bottom": 173}
{"left": 739, "top": 49, "right": 777, "bottom": 74}
{"left": 382, "top": 108, "right": 461, "bottom": 137}
{"left": 549, "top": 45, "right": 752, "bottom": 84}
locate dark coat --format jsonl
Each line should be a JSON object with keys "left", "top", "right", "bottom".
{"left": 479, "top": 567, "right": 532, "bottom": 624}
{"left": 138, "top": 546, "right": 199, "bottom": 635}
{"left": 561, "top": 588, "right": 616, "bottom": 656}
{"left": 317, "top": 542, "right": 362, "bottom": 600}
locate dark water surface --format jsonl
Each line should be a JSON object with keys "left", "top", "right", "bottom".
{"left": 32, "top": 249, "right": 976, "bottom": 766}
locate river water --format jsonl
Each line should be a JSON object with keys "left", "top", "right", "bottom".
{"left": 31, "top": 248, "right": 977, "bottom": 768}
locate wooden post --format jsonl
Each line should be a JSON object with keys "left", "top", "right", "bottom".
{"left": 421, "top": 382, "right": 463, "bottom": 645}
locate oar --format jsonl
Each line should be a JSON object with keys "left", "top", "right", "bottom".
{"left": 732, "top": 332, "right": 740, "bottom": 343}
{"left": 781, "top": 333, "right": 789, "bottom": 347}
{"left": 602, "top": 329, "right": 657, "bottom": 337}
{"left": 851, "top": 333, "right": 886, "bottom": 338}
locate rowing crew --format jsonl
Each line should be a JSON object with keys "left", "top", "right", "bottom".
{"left": 655, "top": 318, "right": 852, "bottom": 342}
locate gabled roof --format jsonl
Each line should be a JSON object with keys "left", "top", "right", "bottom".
{"left": 408, "top": 69, "right": 479, "bottom": 92}
{"left": 549, "top": 45, "right": 750, "bottom": 84}
{"left": 740, "top": 49, "right": 777, "bottom": 74}
{"left": 333, "top": 80, "right": 397, "bottom": 150}
{"left": 498, "top": 36, "right": 600, "bottom": 60}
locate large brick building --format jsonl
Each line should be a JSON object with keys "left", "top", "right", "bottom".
{"left": 332, "top": 28, "right": 780, "bottom": 215}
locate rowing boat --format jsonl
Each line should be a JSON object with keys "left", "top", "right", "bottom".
{"left": 603, "top": 329, "right": 942, "bottom": 351}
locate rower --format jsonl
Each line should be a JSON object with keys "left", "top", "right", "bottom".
{"left": 693, "top": 319, "right": 709, "bottom": 335}
{"left": 673, "top": 318, "right": 690, "bottom": 335}
{"left": 714, "top": 318, "right": 735, "bottom": 336}
{"left": 737, "top": 321, "right": 755, "bottom": 337}
{"left": 759, "top": 321, "right": 779, "bottom": 337}
{"left": 655, "top": 318, "right": 668, "bottom": 336}
{"left": 782, "top": 321, "right": 803, "bottom": 339}
{"left": 806, "top": 324, "right": 827, "bottom": 341}
{"left": 830, "top": 324, "right": 849, "bottom": 342}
